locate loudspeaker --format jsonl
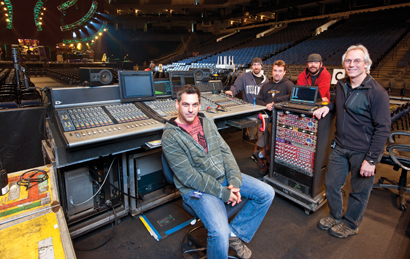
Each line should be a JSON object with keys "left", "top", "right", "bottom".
{"left": 79, "top": 67, "right": 114, "bottom": 86}
{"left": 192, "top": 69, "right": 211, "bottom": 81}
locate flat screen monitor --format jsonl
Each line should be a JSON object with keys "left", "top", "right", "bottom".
{"left": 169, "top": 71, "right": 197, "bottom": 98}
{"left": 153, "top": 79, "right": 171, "bottom": 97}
{"left": 118, "top": 70, "right": 155, "bottom": 102}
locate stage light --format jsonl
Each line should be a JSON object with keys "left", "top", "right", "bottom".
{"left": 95, "top": 36, "right": 98, "bottom": 39}
{"left": 39, "top": 17, "right": 42, "bottom": 20}
{"left": 43, "top": 7, "right": 46, "bottom": 10}
{"left": 5, "top": 13, "right": 8, "bottom": 16}
{"left": 91, "top": 40, "right": 94, "bottom": 43}
{"left": 73, "top": 32, "right": 76, "bottom": 37}
{"left": 3, "top": 7, "right": 6, "bottom": 10}
{"left": 85, "top": 25, "right": 88, "bottom": 28}
{"left": 6, "top": 18, "right": 9, "bottom": 22}
{"left": 103, "top": 28, "right": 107, "bottom": 31}
{"left": 99, "top": 32, "right": 102, "bottom": 36}
{"left": 39, "top": 22, "right": 42, "bottom": 25}
{"left": 1, "top": 2, "right": 4, "bottom": 5}
{"left": 77, "top": 43, "right": 81, "bottom": 50}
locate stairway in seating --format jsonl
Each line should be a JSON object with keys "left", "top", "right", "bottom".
{"left": 371, "top": 32, "right": 410, "bottom": 80}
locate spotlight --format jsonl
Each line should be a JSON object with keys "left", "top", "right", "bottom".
{"left": 85, "top": 25, "right": 88, "bottom": 28}
{"left": 1, "top": 2, "right": 4, "bottom": 5}
{"left": 73, "top": 32, "right": 76, "bottom": 37}
{"left": 91, "top": 40, "right": 94, "bottom": 43}
{"left": 99, "top": 32, "right": 102, "bottom": 36}
{"left": 103, "top": 28, "right": 107, "bottom": 31}
{"left": 95, "top": 36, "right": 98, "bottom": 39}
{"left": 43, "top": 7, "right": 46, "bottom": 10}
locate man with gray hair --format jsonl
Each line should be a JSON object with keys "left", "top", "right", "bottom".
{"left": 313, "top": 44, "right": 390, "bottom": 238}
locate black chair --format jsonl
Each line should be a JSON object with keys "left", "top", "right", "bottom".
{"left": 373, "top": 131, "right": 410, "bottom": 211}
{"left": 161, "top": 153, "right": 248, "bottom": 258}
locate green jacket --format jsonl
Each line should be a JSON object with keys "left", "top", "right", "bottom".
{"left": 162, "top": 113, "right": 242, "bottom": 203}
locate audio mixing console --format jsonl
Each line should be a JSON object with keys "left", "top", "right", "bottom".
{"left": 55, "top": 103, "right": 164, "bottom": 148}
{"left": 142, "top": 93, "right": 263, "bottom": 122}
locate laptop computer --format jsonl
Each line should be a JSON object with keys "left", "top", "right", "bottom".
{"left": 280, "top": 85, "right": 320, "bottom": 111}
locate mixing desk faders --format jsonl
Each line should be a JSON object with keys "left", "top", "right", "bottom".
{"left": 55, "top": 103, "right": 164, "bottom": 148}
{"left": 142, "top": 93, "right": 259, "bottom": 122}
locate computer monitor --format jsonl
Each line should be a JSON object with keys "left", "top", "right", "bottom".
{"left": 153, "top": 79, "right": 171, "bottom": 97}
{"left": 118, "top": 70, "right": 155, "bottom": 102}
{"left": 169, "top": 71, "right": 196, "bottom": 98}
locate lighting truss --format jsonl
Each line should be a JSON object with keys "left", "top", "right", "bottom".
{"left": 3, "top": 0, "right": 13, "bottom": 29}
{"left": 34, "top": 0, "right": 46, "bottom": 31}
{"left": 60, "top": 0, "right": 98, "bottom": 31}
{"left": 57, "top": 0, "right": 78, "bottom": 12}
{"left": 62, "top": 21, "right": 107, "bottom": 45}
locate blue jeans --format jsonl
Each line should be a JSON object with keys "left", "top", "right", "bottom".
{"left": 325, "top": 145, "right": 374, "bottom": 230}
{"left": 182, "top": 173, "right": 275, "bottom": 259}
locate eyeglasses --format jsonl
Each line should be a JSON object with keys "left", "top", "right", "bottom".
{"left": 344, "top": 59, "right": 364, "bottom": 65}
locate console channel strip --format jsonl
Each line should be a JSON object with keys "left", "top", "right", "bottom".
{"left": 274, "top": 111, "right": 318, "bottom": 177}
{"left": 55, "top": 103, "right": 164, "bottom": 148}
{"left": 202, "top": 93, "right": 247, "bottom": 108}
{"left": 142, "top": 98, "right": 218, "bottom": 122}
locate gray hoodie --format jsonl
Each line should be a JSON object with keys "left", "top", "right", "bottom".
{"left": 229, "top": 71, "right": 267, "bottom": 103}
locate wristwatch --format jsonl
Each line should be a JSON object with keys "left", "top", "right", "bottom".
{"left": 366, "top": 159, "right": 375, "bottom": 166}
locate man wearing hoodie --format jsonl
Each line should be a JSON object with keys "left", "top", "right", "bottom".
{"left": 226, "top": 57, "right": 268, "bottom": 163}
{"left": 255, "top": 60, "right": 294, "bottom": 175}
{"left": 297, "top": 53, "right": 331, "bottom": 102}
{"left": 225, "top": 57, "right": 267, "bottom": 103}
{"left": 162, "top": 85, "right": 275, "bottom": 259}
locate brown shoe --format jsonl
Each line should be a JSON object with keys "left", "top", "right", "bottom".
{"left": 317, "top": 217, "right": 342, "bottom": 231}
{"left": 329, "top": 222, "right": 359, "bottom": 238}
{"left": 229, "top": 237, "right": 252, "bottom": 259}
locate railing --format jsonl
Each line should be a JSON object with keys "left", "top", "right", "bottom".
{"left": 377, "top": 30, "right": 410, "bottom": 77}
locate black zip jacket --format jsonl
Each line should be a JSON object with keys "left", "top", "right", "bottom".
{"left": 256, "top": 77, "right": 294, "bottom": 115}
{"left": 327, "top": 74, "right": 391, "bottom": 163}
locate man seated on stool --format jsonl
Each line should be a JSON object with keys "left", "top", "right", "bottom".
{"left": 254, "top": 60, "right": 294, "bottom": 175}
{"left": 162, "top": 85, "right": 275, "bottom": 259}
{"left": 313, "top": 44, "right": 390, "bottom": 238}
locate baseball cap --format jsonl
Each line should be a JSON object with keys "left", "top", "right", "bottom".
{"left": 307, "top": 54, "right": 322, "bottom": 62}
{"left": 251, "top": 57, "right": 263, "bottom": 66}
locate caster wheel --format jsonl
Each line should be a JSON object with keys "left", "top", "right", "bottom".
{"left": 304, "top": 209, "right": 311, "bottom": 215}
{"left": 399, "top": 204, "right": 407, "bottom": 211}
{"left": 187, "top": 240, "right": 193, "bottom": 247}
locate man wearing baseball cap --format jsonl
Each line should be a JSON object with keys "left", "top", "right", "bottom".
{"left": 297, "top": 53, "right": 331, "bottom": 102}
{"left": 226, "top": 57, "right": 267, "bottom": 103}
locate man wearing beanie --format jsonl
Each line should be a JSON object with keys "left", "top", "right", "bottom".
{"left": 297, "top": 53, "right": 331, "bottom": 102}
{"left": 254, "top": 60, "right": 294, "bottom": 175}
{"left": 226, "top": 57, "right": 267, "bottom": 103}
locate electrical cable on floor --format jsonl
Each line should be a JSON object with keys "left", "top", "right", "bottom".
{"left": 74, "top": 201, "right": 118, "bottom": 251}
